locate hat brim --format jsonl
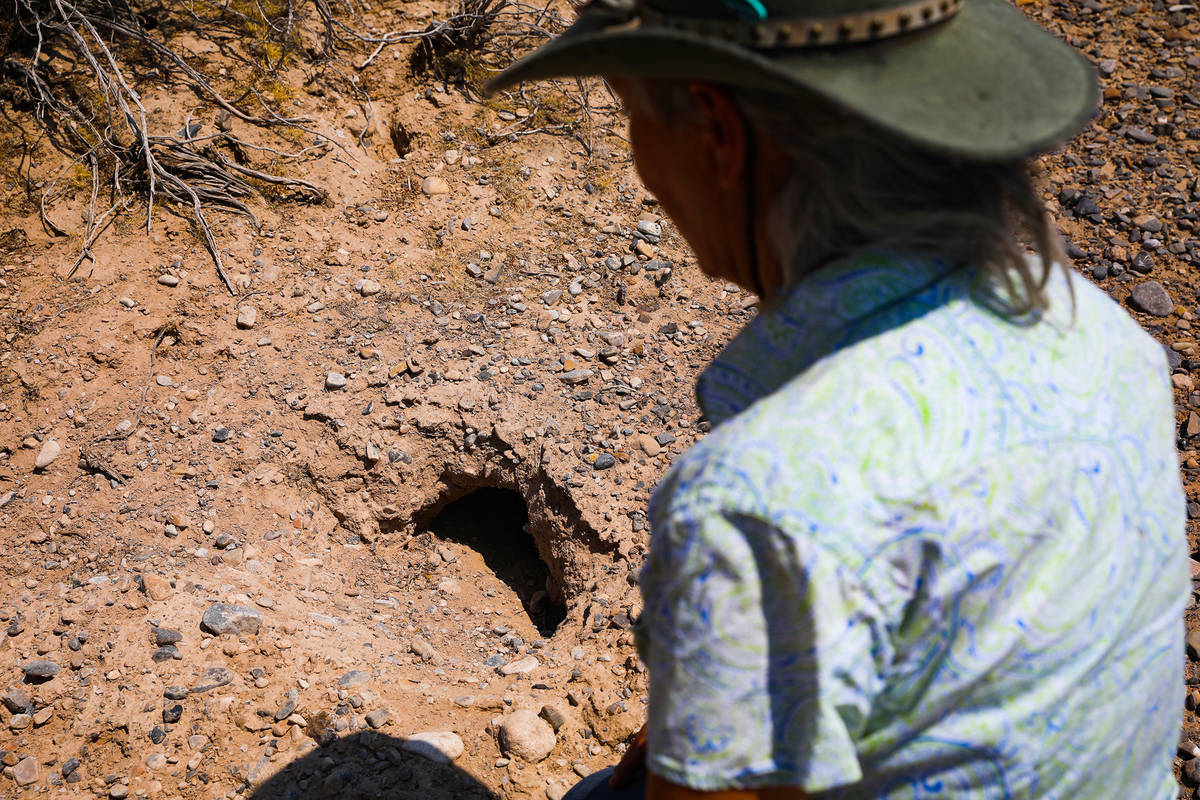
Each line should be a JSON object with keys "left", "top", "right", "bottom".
{"left": 484, "top": 0, "right": 1098, "bottom": 160}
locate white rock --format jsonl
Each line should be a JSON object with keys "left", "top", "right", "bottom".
{"left": 499, "top": 655, "right": 539, "bottom": 676}
{"left": 157, "top": 274, "right": 180, "bottom": 287}
{"left": 35, "top": 439, "right": 60, "bottom": 469}
{"left": 359, "top": 279, "right": 381, "bottom": 296}
{"left": 422, "top": 176, "right": 450, "bottom": 196}
{"left": 325, "top": 372, "right": 347, "bottom": 390}
{"left": 402, "top": 731, "right": 464, "bottom": 764}
{"left": 236, "top": 306, "right": 258, "bottom": 329}
{"left": 499, "top": 710, "right": 556, "bottom": 762}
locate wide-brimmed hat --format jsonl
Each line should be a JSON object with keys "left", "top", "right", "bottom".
{"left": 485, "top": 0, "right": 1098, "bottom": 160}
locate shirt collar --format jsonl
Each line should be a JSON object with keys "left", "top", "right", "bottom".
{"left": 696, "top": 252, "right": 968, "bottom": 427}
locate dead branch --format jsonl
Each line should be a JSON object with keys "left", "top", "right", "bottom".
{"left": 3, "top": 0, "right": 331, "bottom": 293}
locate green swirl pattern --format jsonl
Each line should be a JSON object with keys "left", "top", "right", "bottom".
{"left": 637, "top": 254, "right": 1188, "bottom": 798}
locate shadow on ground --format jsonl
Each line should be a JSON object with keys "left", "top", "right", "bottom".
{"left": 246, "top": 731, "right": 496, "bottom": 800}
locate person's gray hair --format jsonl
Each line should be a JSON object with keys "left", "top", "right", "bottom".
{"left": 634, "top": 80, "right": 1068, "bottom": 318}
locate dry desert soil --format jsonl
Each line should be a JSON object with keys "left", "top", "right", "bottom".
{"left": 1, "top": 0, "right": 1200, "bottom": 798}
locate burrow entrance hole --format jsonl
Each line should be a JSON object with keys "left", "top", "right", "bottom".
{"left": 426, "top": 487, "right": 567, "bottom": 638}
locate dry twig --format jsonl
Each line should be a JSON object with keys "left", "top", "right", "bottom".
{"left": 3, "top": 0, "right": 330, "bottom": 293}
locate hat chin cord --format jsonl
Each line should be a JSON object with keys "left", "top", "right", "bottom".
{"left": 741, "top": 109, "right": 766, "bottom": 301}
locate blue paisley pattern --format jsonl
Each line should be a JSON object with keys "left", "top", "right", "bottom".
{"left": 637, "top": 253, "right": 1189, "bottom": 798}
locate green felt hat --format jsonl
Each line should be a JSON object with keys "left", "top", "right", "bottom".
{"left": 485, "top": 0, "right": 1099, "bottom": 159}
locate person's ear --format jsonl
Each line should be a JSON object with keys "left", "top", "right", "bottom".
{"left": 686, "top": 81, "right": 748, "bottom": 191}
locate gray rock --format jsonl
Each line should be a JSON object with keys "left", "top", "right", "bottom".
{"left": 153, "top": 627, "right": 183, "bottom": 646}
{"left": 9, "top": 712, "right": 31, "bottom": 730}
{"left": 151, "top": 645, "right": 179, "bottom": 662}
{"left": 592, "top": 453, "right": 616, "bottom": 470}
{"left": 558, "top": 369, "right": 593, "bottom": 385}
{"left": 636, "top": 220, "right": 663, "bottom": 237}
{"left": 200, "top": 604, "right": 262, "bottom": 636}
{"left": 1126, "top": 126, "right": 1158, "bottom": 144}
{"left": 499, "top": 710, "right": 556, "bottom": 762}
{"left": 338, "top": 669, "right": 370, "bottom": 688}
{"left": 21, "top": 659, "right": 60, "bottom": 680}
{"left": 365, "top": 709, "right": 390, "bottom": 728}
{"left": 1186, "top": 756, "right": 1200, "bottom": 786}
{"left": 274, "top": 688, "right": 298, "bottom": 721}
{"left": 191, "top": 665, "right": 234, "bottom": 694}
{"left": 2, "top": 686, "right": 32, "bottom": 713}
{"left": 325, "top": 372, "right": 347, "bottom": 390}
{"left": 1129, "top": 281, "right": 1174, "bottom": 316}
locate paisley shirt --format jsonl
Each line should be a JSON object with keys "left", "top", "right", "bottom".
{"left": 637, "top": 253, "right": 1188, "bottom": 798}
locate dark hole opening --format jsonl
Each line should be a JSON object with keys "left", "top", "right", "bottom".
{"left": 427, "top": 488, "right": 566, "bottom": 638}
{"left": 389, "top": 121, "right": 414, "bottom": 159}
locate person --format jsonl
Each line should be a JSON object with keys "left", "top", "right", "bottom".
{"left": 488, "top": 1, "right": 1190, "bottom": 798}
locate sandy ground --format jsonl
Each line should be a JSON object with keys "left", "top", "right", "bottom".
{"left": 1, "top": 1, "right": 1199, "bottom": 798}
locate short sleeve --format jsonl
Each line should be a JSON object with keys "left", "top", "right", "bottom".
{"left": 637, "top": 499, "right": 887, "bottom": 793}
